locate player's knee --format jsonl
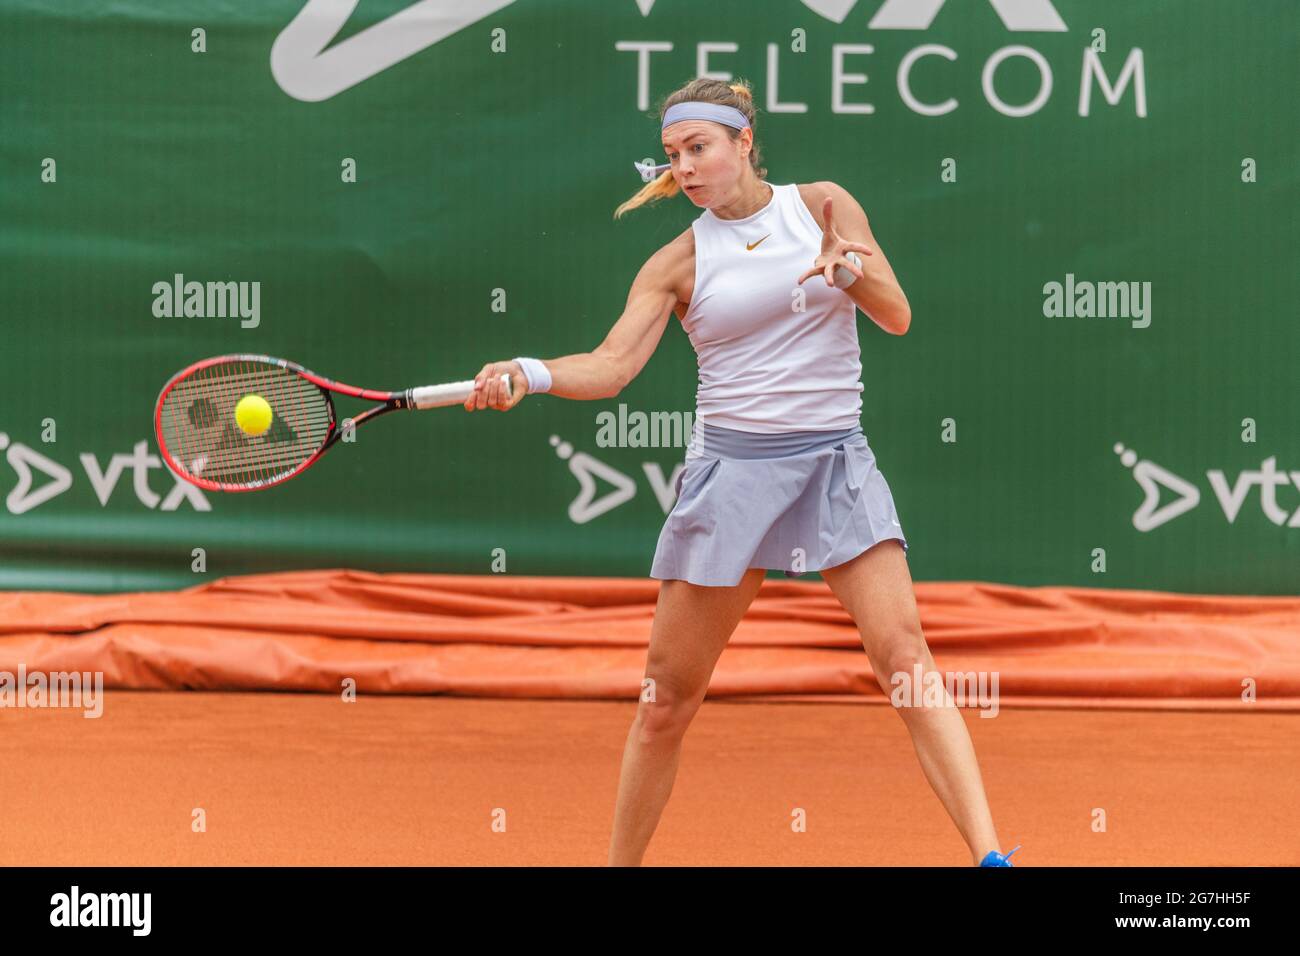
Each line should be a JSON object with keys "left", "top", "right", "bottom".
{"left": 873, "top": 632, "right": 934, "bottom": 693}
{"left": 634, "top": 690, "right": 700, "bottom": 744}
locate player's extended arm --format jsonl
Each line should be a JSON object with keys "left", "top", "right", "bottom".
{"left": 541, "top": 246, "right": 680, "bottom": 401}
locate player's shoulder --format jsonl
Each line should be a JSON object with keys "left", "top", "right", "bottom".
{"left": 646, "top": 224, "right": 695, "bottom": 273}
{"left": 795, "top": 181, "right": 855, "bottom": 229}
{"left": 630, "top": 224, "right": 693, "bottom": 295}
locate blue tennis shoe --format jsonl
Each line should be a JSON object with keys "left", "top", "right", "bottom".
{"left": 979, "top": 844, "right": 1022, "bottom": 867}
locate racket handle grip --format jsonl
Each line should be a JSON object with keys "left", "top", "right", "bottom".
{"left": 409, "top": 373, "right": 512, "bottom": 409}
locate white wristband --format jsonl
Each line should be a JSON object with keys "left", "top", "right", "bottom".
{"left": 512, "top": 356, "right": 552, "bottom": 394}
{"left": 832, "top": 250, "right": 862, "bottom": 289}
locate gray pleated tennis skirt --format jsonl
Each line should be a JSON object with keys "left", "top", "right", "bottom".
{"left": 650, "top": 420, "right": 909, "bottom": 587}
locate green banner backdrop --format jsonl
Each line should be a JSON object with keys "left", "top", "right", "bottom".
{"left": 1, "top": 1, "right": 1296, "bottom": 593}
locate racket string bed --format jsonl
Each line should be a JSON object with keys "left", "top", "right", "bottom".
{"left": 159, "top": 360, "right": 332, "bottom": 486}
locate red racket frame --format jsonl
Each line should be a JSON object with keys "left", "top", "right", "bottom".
{"left": 153, "top": 353, "right": 410, "bottom": 493}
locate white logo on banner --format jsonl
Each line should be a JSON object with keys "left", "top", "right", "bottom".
{"left": 0, "top": 434, "right": 73, "bottom": 515}
{"left": 274, "top": 0, "right": 1070, "bottom": 101}
{"left": 0, "top": 433, "right": 210, "bottom": 514}
{"left": 862, "top": 0, "right": 1065, "bottom": 31}
{"left": 1116, "top": 443, "right": 1300, "bottom": 532}
{"left": 640, "top": 1, "right": 1066, "bottom": 28}
{"left": 550, "top": 434, "right": 684, "bottom": 525}
{"left": 272, "top": 0, "right": 518, "bottom": 102}
{"left": 549, "top": 436, "right": 1300, "bottom": 532}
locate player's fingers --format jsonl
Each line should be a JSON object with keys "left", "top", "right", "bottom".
{"left": 488, "top": 371, "right": 506, "bottom": 410}
{"left": 507, "top": 370, "right": 527, "bottom": 409}
{"left": 838, "top": 254, "right": 864, "bottom": 281}
{"left": 844, "top": 241, "right": 874, "bottom": 256}
{"left": 494, "top": 365, "right": 517, "bottom": 409}
{"left": 472, "top": 368, "right": 491, "bottom": 410}
{"left": 466, "top": 362, "right": 493, "bottom": 412}
{"left": 488, "top": 364, "right": 512, "bottom": 409}
{"left": 823, "top": 262, "right": 835, "bottom": 286}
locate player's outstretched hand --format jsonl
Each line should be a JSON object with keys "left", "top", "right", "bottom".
{"left": 796, "top": 193, "right": 873, "bottom": 287}
{"left": 465, "top": 360, "right": 526, "bottom": 412}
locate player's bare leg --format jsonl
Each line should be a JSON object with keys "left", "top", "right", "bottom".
{"left": 821, "top": 540, "right": 1004, "bottom": 865}
{"left": 607, "top": 568, "right": 766, "bottom": 866}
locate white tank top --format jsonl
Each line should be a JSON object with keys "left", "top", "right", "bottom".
{"left": 681, "top": 182, "right": 864, "bottom": 449}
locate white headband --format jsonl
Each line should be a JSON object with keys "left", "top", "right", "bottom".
{"left": 634, "top": 101, "right": 750, "bottom": 182}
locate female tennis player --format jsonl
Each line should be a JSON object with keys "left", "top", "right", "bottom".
{"left": 465, "top": 77, "right": 1019, "bottom": 868}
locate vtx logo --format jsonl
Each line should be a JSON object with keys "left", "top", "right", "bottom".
{"left": 272, "top": 0, "right": 518, "bottom": 102}
{"left": 0, "top": 432, "right": 210, "bottom": 515}
{"left": 799, "top": 0, "right": 1065, "bottom": 30}
{"left": 1115, "top": 442, "right": 1300, "bottom": 532}
{"left": 273, "top": 0, "right": 1066, "bottom": 103}
{"left": 548, "top": 433, "right": 684, "bottom": 525}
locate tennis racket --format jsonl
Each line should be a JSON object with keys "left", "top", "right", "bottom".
{"left": 154, "top": 353, "right": 510, "bottom": 492}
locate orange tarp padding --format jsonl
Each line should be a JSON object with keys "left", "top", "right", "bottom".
{"left": 1, "top": 570, "right": 1298, "bottom": 710}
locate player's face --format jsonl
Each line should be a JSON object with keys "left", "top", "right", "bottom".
{"left": 662, "top": 121, "right": 748, "bottom": 207}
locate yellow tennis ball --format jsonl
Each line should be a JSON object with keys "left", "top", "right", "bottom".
{"left": 234, "top": 394, "right": 273, "bottom": 436}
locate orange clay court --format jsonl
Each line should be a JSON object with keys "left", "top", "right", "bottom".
{"left": 1, "top": 570, "right": 1297, "bottom": 866}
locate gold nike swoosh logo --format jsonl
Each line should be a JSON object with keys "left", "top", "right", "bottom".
{"left": 746, "top": 234, "right": 771, "bottom": 251}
